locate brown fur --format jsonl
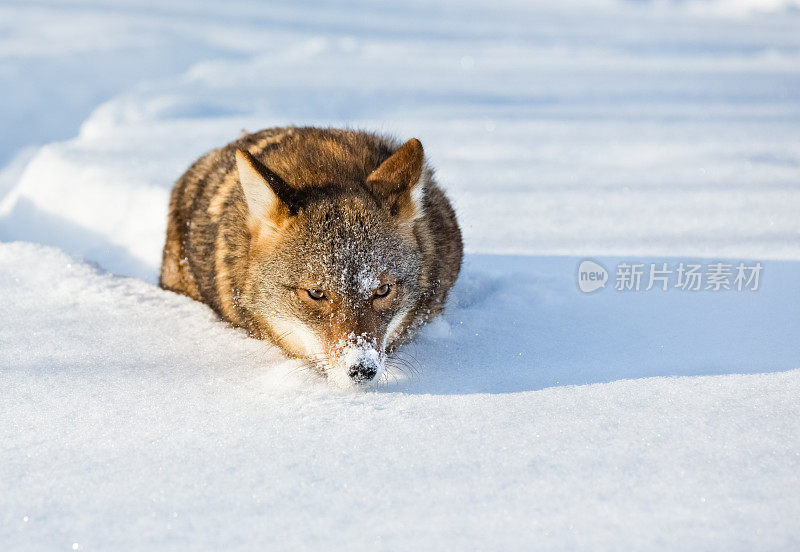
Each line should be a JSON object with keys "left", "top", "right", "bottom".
{"left": 160, "top": 127, "right": 462, "bottom": 378}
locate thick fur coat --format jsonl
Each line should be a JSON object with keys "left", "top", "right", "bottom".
{"left": 160, "top": 127, "right": 462, "bottom": 386}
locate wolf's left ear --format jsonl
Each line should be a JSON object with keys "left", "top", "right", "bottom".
{"left": 366, "top": 138, "right": 425, "bottom": 222}
{"left": 235, "top": 149, "right": 301, "bottom": 229}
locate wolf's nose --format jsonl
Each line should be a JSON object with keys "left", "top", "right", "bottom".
{"left": 348, "top": 363, "right": 377, "bottom": 383}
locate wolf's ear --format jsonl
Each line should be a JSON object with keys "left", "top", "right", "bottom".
{"left": 366, "top": 138, "right": 425, "bottom": 222}
{"left": 235, "top": 150, "right": 299, "bottom": 228}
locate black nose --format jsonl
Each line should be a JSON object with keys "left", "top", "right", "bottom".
{"left": 348, "top": 363, "right": 377, "bottom": 383}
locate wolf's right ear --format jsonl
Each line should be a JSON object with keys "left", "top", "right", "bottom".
{"left": 235, "top": 150, "right": 299, "bottom": 228}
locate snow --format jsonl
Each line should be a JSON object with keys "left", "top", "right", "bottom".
{"left": 3, "top": 243, "right": 800, "bottom": 550}
{"left": 1, "top": 0, "right": 800, "bottom": 549}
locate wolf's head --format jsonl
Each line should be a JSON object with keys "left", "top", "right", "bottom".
{"left": 234, "top": 138, "right": 428, "bottom": 388}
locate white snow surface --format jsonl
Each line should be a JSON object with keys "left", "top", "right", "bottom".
{"left": 1, "top": 0, "right": 800, "bottom": 549}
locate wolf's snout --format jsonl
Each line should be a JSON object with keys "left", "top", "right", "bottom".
{"left": 348, "top": 362, "right": 378, "bottom": 383}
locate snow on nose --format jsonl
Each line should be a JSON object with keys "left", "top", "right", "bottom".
{"left": 330, "top": 335, "right": 384, "bottom": 388}
{"left": 348, "top": 362, "right": 378, "bottom": 383}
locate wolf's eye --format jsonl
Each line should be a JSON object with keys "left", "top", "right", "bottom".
{"left": 307, "top": 288, "right": 327, "bottom": 300}
{"left": 374, "top": 284, "right": 392, "bottom": 298}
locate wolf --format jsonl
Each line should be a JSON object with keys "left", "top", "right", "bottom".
{"left": 159, "top": 127, "right": 462, "bottom": 387}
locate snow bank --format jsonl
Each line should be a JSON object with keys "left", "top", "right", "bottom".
{"left": 2, "top": 243, "right": 799, "bottom": 550}
{"left": 3, "top": 0, "right": 800, "bottom": 267}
